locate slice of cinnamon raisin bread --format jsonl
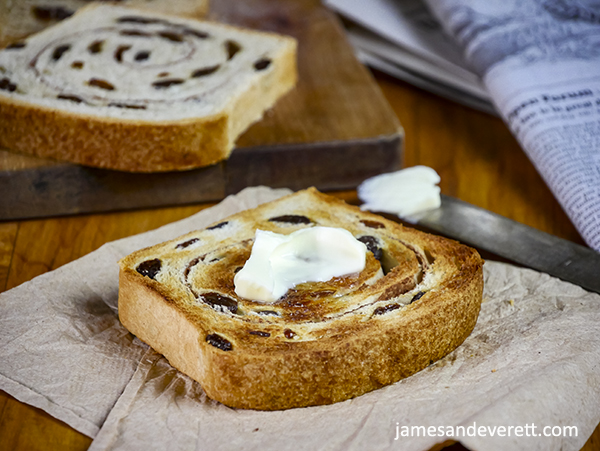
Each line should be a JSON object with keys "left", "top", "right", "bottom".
{"left": 118, "top": 188, "right": 484, "bottom": 410}
{"left": 0, "top": 3, "right": 297, "bottom": 171}
{"left": 0, "top": 0, "right": 209, "bottom": 49}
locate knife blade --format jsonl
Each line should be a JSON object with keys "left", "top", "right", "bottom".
{"left": 406, "top": 195, "right": 600, "bottom": 294}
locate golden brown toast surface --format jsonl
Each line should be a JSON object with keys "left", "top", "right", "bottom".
{"left": 118, "top": 188, "right": 484, "bottom": 409}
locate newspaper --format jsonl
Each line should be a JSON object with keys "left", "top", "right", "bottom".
{"left": 326, "top": 0, "right": 600, "bottom": 253}
{"left": 325, "top": 0, "right": 495, "bottom": 113}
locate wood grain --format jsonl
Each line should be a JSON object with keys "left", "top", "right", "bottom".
{"left": 0, "top": 393, "right": 91, "bottom": 451}
{"left": 0, "top": 223, "right": 17, "bottom": 292}
{"left": 211, "top": 0, "right": 400, "bottom": 145}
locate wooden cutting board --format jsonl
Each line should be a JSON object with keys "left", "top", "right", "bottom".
{"left": 0, "top": 0, "right": 402, "bottom": 220}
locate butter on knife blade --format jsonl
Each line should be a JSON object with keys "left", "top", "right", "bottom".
{"left": 409, "top": 195, "right": 600, "bottom": 295}
{"left": 358, "top": 167, "right": 600, "bottom": 294}
{"left": 358, "top": 166, "right": 441, "bottom": 217}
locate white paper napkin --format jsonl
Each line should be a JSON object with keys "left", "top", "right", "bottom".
{"left": 1, "top": 186, "right": 598, "bottom": 451}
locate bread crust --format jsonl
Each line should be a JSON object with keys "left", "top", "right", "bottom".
{"left": 0, "top": 4, "right": 298, "bottom": 172}
{"left": 0, "top": 97, "right": 230, "bottom": 171}
{"left": 118, "top": 188, "right": 484, "bottom": 409}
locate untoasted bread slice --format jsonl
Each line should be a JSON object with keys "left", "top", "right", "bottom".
{"left": 118, "top": 188, "right": 484, "bottom": 409}
{"left": 0, "top": 4, "right": 297, "bottom": 171}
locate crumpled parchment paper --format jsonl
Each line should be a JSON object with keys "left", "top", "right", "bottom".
{"left": 1, "top": 186, "right": 599, "bottom": 451}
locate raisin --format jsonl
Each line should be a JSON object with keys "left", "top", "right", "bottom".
{"left": 114, "top": 45, "right": 131, "bottom": 63}
{"left": 191, "top": 65, "right": 220, "bottom": 77}
{"left": 88, "top": 78, "right": 115, "bottom": 90}
{"left": 0, "top": 78, "right": 17, "bottom": 92}
{"left": 249, "top": 331, "right": 271, "bottom": 337}
{"left": 136, "top": 258, "right": 161, "bottom": 279}
{"left": 253, "top": 58, "right": 271, "bottom": 71}
{"left": 268, "top": 215, "right": 312, "bottom": 225}
{"left": 6, "top": 42, "right": 26, "bottom": 50}
{"left": 120, "top": 29, "right": 151, "bottom": 37}
{"left": 32, "top": 5, "right": 73, "bottom": 21}
{"left": 57, "top": 94, "right": 84, "bottom": 103}
{"left": 158, "top": 31, "right": 183, "bottom": 42}
{"left": 207, "top": 221, "right": 228, "bottom": 230}
{"left": 183, "top": 28, "right": 209, "bottom": 39}
{"left": 152, "top": 78, "right": 185, "bottom": 89}
{"left": 183, "top": 256, "right": 200, "bottom": 278}
{"left": 360, "top": 219, "right": 385, "bottom": 229}
{"left": 117, "top": 16, "right": 163, "bottom": 25}
{"left": 357, "top": 236, "right": 383, "bottom": 261}
{"left": 284, "top": 329, "right": 296, "bottom": 339}
{"left": 134, "top": 50, "right": 151, "bottom": 61}
{"left": 200, "top": 292, "right": 238, "bottom": 314}
{"left": 108, "top": 103, "right": 146, "bottom": 109}
{"left": 71, "top": 61, "right": 84, "bottom": 69}
{"left": 176, "top": 238, "right": 199, "bottom": 249}
{"left": 256, "top": 310, "right": 279, "bottom": 316}
{"left": 52, "top": 44, "right": 70, "bottom": 61}
{"left": 225, "top": 40, "right": 241, "bottom": 60}
{"left": 373, "top": 303, "right": 401, "bottom": 315}
{"left": 410, "top": 291, "right": 425, "bottom": 304}
{"left": 88, "top": 40, "right": 104, "bottom": 54}
{"left": 206, "top": 334, "right": 232, "bottom": 351}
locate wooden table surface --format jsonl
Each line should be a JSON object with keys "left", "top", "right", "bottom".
{"left": 1, "top": 70, "right": 598, "bottom": 450}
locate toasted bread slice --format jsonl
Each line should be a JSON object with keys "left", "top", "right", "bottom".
{"left": 118, "top": 188, "right": 484, "bottom": 410}
{"left": 0, "top": 3, "right": 297, "bottom": 171}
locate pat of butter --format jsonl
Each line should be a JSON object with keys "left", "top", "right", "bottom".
{"left": 358, "top": 166, "right": 441, "bottom": 219}
{"left": 234, "top": 227, "right": 367, "bottom": 303}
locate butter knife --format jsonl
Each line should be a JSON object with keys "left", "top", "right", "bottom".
{"left": 406, "top": 195, "right": 600, "bottom": 294}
